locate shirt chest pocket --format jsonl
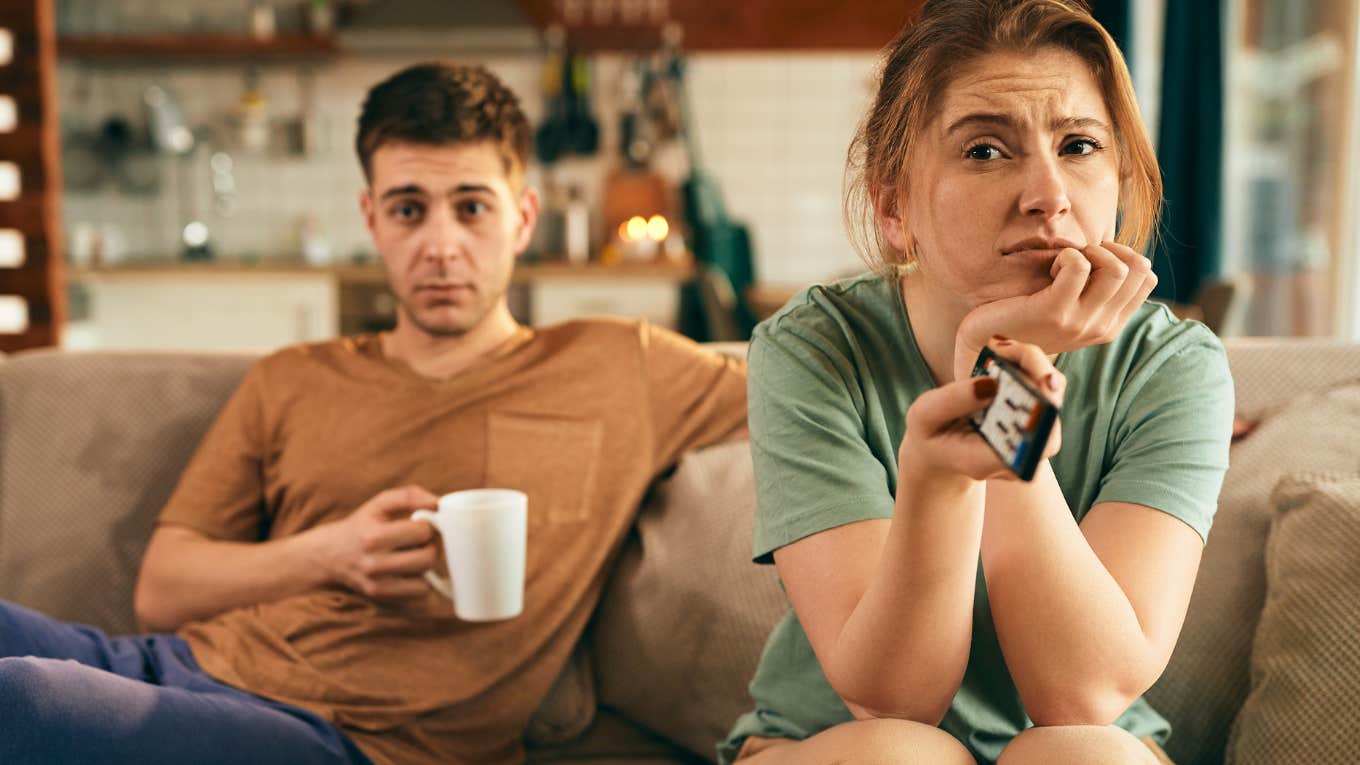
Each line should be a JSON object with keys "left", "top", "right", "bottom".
{"left": 485, "top": 412, "right": 604, "bottom": 525}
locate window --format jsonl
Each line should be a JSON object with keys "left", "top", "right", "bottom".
{"left": 1223, "top": 0, "right": 1360, "bottom": 337}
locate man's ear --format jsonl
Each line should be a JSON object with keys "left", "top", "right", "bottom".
{"left": 873, "top": 183, "right": 909, "bottom": 253}
{"left": 513, "top": 186, "right": 541, "bottom": 257}
{"left": 359, "top": 189, "right": 377, "bottom": 237}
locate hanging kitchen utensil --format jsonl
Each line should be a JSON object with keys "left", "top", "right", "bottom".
{"left": 61, "top": 65, "right": 105, "bottom": 192}
{"left": 644, "top": 51, "right": 683, "bottom": 142}
{"left": 97, "top": 115, "right": 161, "bottom": 196}
{"left": 62, "top": 125, "right": 105, "bottom": 192}
{"left": 670, "top": 28, "right": 758, "bottom": 340}
{"left": 143, "top": 85, "right": 195, "bottom": 156}
{"left": 565, "top": 52, "right": 600, "bottom": 156}
{"left": 534, "top": 31, "right": 568, "bottom": 164}
{"left": 618, "top": 58, "right": 655, "bottom": 169}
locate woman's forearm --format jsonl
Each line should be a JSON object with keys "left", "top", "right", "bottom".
{"left": 828, "top": 465, "right": 985, "bottom": 724}
{"left": 980, "top": 461, "right": 1159, "bottom": 725}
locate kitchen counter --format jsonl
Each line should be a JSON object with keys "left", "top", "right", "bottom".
{"left": 68, "top": 259, "right": 696, "bottom": 284}
{"left": 64, "top": 258, "right": 697, "bottom": 350}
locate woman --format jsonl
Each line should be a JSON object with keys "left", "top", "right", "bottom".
{"left": 720, "top": 1, "right": 1233, "bottom": 763}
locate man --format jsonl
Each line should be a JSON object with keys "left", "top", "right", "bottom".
{"left": 0, "top": 63, "right": 746, "bottom": 765}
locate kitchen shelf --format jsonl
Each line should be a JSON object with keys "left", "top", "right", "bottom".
{"left": 57, "top": 34, "right": 339, "bottom": 60}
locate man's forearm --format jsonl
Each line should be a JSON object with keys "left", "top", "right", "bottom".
{"left": 980, "top": 462, "right": 1157, "bottom": 725}
{"left": 829, "top": 470, "right": 985, "bottom": 724}
{"left": 134, "top": 524, "right": 334, "bottom": 633}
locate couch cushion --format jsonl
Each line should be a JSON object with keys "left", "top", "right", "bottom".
{"left": 0, "top": 350, "right": 255, "bottom": 633}
{"left": 525, "top": 643, "right": 596, "bottom": 746}
{"left": 1147, "top": 383, "right": 1360, "bottom": 765}
{"left": 527, "top": 709, "right": 703, "bottom": 764}
{"left": 1225, "top": 472, "right": 1360, "bottom": 764}
{"left": 592, "top": 440, "right": 786, "bottom": 761}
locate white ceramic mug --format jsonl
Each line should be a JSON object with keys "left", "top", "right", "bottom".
{"left": 410, "top": 489, "right": 527, "bottom": 622}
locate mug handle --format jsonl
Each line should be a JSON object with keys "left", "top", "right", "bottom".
{"left": 409, "top": 509, "right": 454, "bottom": 600}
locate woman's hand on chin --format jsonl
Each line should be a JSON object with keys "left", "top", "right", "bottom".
{"left": 951, "top": 241, "right": 1157, "bottom": 382}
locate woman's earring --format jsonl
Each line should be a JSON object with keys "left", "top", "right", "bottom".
{"left": 901, "top": 238, "right": 920, "bottom": 274}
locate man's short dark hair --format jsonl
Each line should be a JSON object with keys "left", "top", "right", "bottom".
{"left": 355, "top": 63, "right": 531, "bottom": 188}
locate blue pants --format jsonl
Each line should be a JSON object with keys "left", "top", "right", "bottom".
{"left": 0, "top": 600, "right": 372, "bottom": 765}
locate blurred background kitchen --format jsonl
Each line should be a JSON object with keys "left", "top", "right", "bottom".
{"left": 0, "top": 0, "right": 1357, "bottom": 353}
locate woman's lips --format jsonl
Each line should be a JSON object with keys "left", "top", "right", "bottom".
{"left": 1004, "top": 247, "right": 1067, "bottom": 259}
{"left": 1001, "top": 238, "right": 1083, "bottom": 256}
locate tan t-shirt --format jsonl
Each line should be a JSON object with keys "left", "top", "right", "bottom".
{"left": 158, "top": 319, "right": 747, "bottom": 765}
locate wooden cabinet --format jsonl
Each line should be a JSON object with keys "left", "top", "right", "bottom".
{"left": 531, "top": 277, "right": 679, "bottom": 327}
{"left": 515, "top": 0, "right": 924, "bottom": 50}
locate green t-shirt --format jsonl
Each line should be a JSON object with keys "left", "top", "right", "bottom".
{"left": 720, "top": 272, "right": 1234, "bottom": 764}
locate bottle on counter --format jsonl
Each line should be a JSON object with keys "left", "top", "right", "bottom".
{"left": 564, "top": 184, "right": 590, "bottom": 265}
{"left": 250, "top": 1, "right": 276, "bottom": 40}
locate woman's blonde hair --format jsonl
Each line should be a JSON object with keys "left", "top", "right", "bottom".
{"left": 844, "top": 0, "right": 1162, "bottom": 271}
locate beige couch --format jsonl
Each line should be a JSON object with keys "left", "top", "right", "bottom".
{"left": 1, "top": 339, "right": 1358, "bottom": 765}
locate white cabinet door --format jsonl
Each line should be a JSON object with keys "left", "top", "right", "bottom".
{"left": 67, "top": 274, "right": 338, "bottom": 351}
{"left": 530, "top": 278, "right": 680, "bottom": 328}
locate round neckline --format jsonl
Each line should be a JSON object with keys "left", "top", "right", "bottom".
{"left": 354, "top": 325, "right": 537, "bottom": 386}
{"left": 890, "top": 273, "right": 1071, "bottom": 386}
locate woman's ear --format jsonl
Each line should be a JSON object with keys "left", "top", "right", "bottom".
{"left": 873, "top": 184, "right": 910, "bottom": 254}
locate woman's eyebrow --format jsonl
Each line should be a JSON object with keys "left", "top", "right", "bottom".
{"left": 1052, "top": 116, "right": 1112, "bottom": 134}
{"left": 944, "top": 113, "right": 1112, "bottom": 136}
{"left": 944, "top": 113, "right": 1017, "bottom": 136}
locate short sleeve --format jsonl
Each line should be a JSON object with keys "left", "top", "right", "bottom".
{"left": 748, "top": 320, "right": 896, "bottom": 563}
{"left": 642, "top": 322, "right": 749, "bottom": 472}
{"left": 156, "top": 361, "right": 272, "bottom": 541}
{"left": 1093, "top": 331, "right": 1234, "bottom": 541}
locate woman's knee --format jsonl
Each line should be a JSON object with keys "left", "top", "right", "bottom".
{"left": 997, "top": 725, "right": 1157, "bottom": 765}
{"left": 755, "top": 718, "right": 975, "bottom": 765}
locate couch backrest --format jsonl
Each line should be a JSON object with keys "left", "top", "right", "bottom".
{"left": 0, "top": 349, "right": 254, "bottom": 632}
{"left": 3, "top": 339, "right": 1359, "bottom": 765}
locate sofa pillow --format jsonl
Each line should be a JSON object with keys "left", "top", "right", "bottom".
{"left": 1147, "top": 383, "right": 1360, "bottom": 765}
{"left": 1226, "top": 473, "right": 1360, "bottom": 764}
{"left": 591, "top": 440, "right": 786, "bottom": 760}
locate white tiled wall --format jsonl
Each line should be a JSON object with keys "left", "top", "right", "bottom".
{"left": 58, "top": 50, "right": 878, "bottom": 285}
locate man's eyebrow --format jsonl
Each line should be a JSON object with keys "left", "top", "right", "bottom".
{"left": 378, "top": 183, "right": 497, "bottom": 201}
{"left": 379, "top": 184, "right": 427, "bottom": 201}
{"left": 943, "top": 113, "right": 1112, "bottom": 136}
{"left": 449, "top": 183, "right": 497, "bottom": 196}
